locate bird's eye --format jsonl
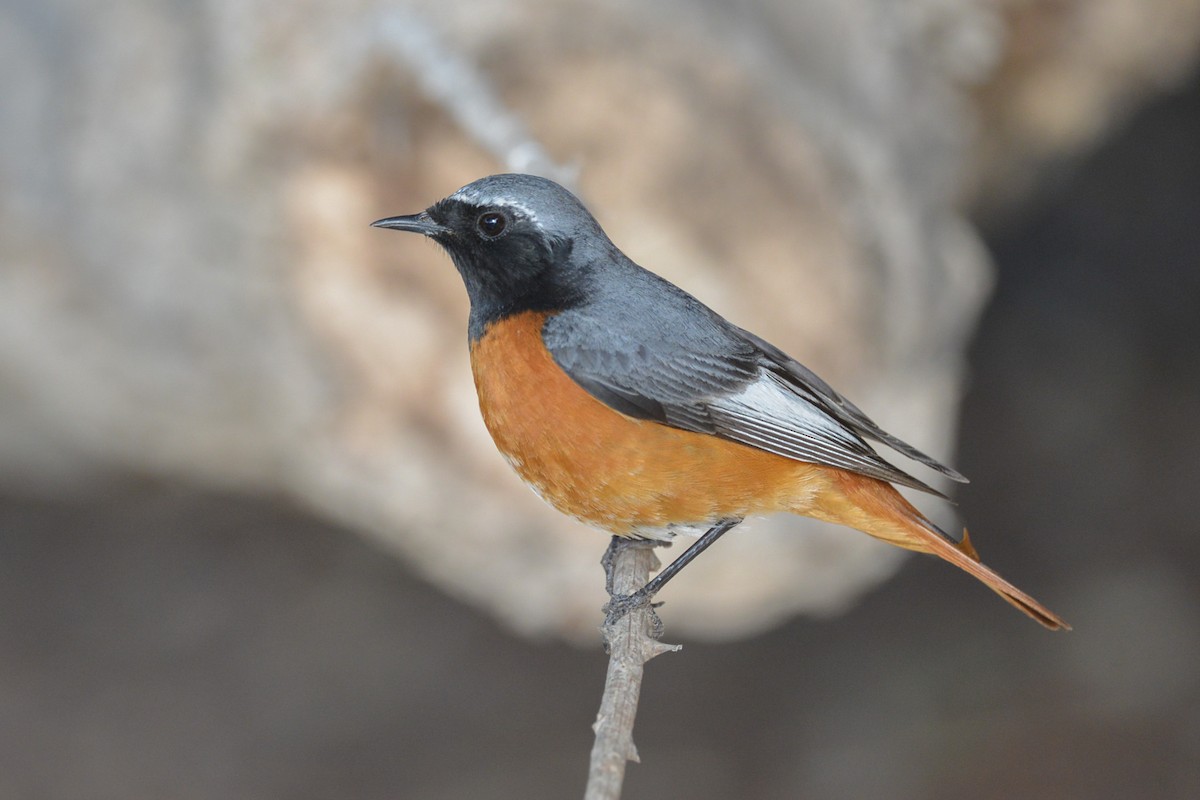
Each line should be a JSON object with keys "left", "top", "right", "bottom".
{"left": 476, "top": 211, "right": 508, "bottom": 239}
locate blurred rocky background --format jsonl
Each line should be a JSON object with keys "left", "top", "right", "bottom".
{"left": 2, "top": 0, "right": 1198, "bottom": 797}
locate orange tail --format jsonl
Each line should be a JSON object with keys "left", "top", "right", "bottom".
{"left": 808, "top": 471, "right": 1071, "bottom": 631}
{"left": 911, "top": 525, "right": 1070, "bottom": 631}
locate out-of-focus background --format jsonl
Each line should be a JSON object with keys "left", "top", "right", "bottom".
{"left": 2, "top": 1, "right": 1199, "bottom": 797}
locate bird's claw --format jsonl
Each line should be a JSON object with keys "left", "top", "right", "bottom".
{"left": 603, "top": 591, "right": 665, "bottom": 637}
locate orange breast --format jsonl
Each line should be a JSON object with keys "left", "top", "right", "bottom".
{"left": 469, "top": 311, "right": 828, "bottom": 536}
{"left": 471, "top": 316, "right": 1069, "bottom": 630}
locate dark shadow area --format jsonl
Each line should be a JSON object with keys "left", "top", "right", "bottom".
{"left": 2, "top": 76, "right": 1197, "bottom": 799}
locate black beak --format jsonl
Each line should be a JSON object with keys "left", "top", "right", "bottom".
{"left": 370, "top": 212, "right": 448, "bottom": 236}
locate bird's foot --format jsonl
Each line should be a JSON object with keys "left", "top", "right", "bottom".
{"left": 603, "top": 589, "right": 665, "bottom": 638}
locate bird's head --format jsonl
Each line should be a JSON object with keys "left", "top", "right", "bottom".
{"left": 373, "top": 174, "right": 609, "bottom": 331}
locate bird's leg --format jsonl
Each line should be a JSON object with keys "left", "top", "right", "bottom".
{"left": 603, "top": 518, "right": 743, "bottom": 626}
{"left": 600, "top": 535, "right": 665, "bottom": 640}
{"left": 601, "top": 535, "right": 624, "bottom": 596}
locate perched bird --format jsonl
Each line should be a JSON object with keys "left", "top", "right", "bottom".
{"left": 373, "top": 174, "right": 1069, "bottom": 630}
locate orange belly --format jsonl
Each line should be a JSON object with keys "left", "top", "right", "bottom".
{"left": 468, "top": 312, "right": 1070, "bottom": 630}
{"left": 469, "top": 311, "right": 831, "bottom": 536}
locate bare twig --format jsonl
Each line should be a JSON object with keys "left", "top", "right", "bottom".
{"left": 585, "top": 538, "right": 680, "bottom": 800}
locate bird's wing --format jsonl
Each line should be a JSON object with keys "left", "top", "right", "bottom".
{"left": 544, "top": 308, "right": 954, "bottom": 497}
{"left": 735, "top": 327, "right": 968, "bottom": 484}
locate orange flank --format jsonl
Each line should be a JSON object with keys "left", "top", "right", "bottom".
{"left": 471, "top": 310, "right": 1070, "bottom": 631}
{"left": 470, "top": 311, "right": 822, "bottom": 533}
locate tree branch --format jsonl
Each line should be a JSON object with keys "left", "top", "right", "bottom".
{"left": 585, "top": 538, "right": 680, "bottom": 800}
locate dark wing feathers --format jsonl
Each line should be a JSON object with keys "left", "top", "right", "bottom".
{"left": 567, "top": 371, "right": 670, "bottom": 423}
{"left": 541, "top": 261, "right": 963, "bottom": 497}
{"left": 549, "top": 342, "right": 744, "bottom": 433}
{"left": 703, "top": 372, "right": 946, "bottom": 495}
{"left": 735, "top": 327, "right": 968, "bottom": 484}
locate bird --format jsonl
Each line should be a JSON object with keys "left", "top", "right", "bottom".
{"left": 372, "top": 173, "right": 1069, "bottom": 631}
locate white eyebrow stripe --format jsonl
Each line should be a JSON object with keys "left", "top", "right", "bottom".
{"left": 448, "top": 188, "right": 540, "bottom": 224}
